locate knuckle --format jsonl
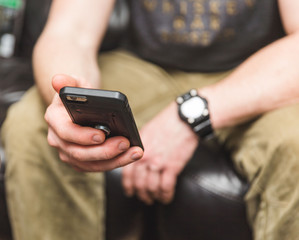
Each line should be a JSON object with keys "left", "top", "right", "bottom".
{"left": 47, "top": 134, "right": 57, "bottom": 147}
{"left": 44, "top": 107, "right": 55, "bottom": 125}
{"left": 44, "top": 109, "right": 50, "bottom": 123}
{"left": 59, "top": 153, "right": 69, "bottom": 163}
{"left": 115, "top": 158, "right": 123, "bottom": 169}
{"left": 161, "top": 180, "right": 174, "bottom": 193}
{"left": 102, "top": 150, "right": 111, "bottom": 160}
{"left": 101, "top": 149, "right": 115, "bottom": 161}
{"left": 151, "top": 159, "right": 163, "bottom": 169}
{"left": 161, "top": 186, "right": 171, "bottom": 195}
{"left": 70, "top": 149, "right": 83, "bottom": 161}
{"left": 148, "top": 184, "right": 157, "bottom": 193}
{"left": 135, "top": 180, "right": 145, "bottom": 190}
{"left": 55, "top": 125, "right": 65, "bottom": 138}
{"left": 122, "top": 168, "right": 130, "bottom": 178}
{"left": 122, "top": 179, "right": 132, "bottom": 190}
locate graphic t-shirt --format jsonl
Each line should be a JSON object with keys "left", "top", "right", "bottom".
{"left": 126, "top": 0, "right": 285, "bottom": 72}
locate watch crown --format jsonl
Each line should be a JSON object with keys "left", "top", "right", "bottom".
{"left": 190, "top": 89, "right": 198, "bottom": 97}
{"left": 176, "top": 96, "right": 184, "bottom": 104}
{"left": 203, "top": 109, "right": 209, "bottom": 116}
{"left": 188, "top": 118, "right": 195, "bottom": 124}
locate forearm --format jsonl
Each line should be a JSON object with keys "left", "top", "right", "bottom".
{"left": 32, "top": 0, "right": 115, "bottom": 105}
{"left": 33, "top": 37, "right": 101, "bottom": 105}
{"left": 200, "top": 32, "right": 299, "bottom": 129}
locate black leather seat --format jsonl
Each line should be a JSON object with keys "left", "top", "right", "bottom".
{"left": 0, "top": 0, "right": 252, "bottom": 239}
{"left": 105, "top": 141, "right": 252, "bottom": 240}
{"left": 155, "top": 141, "right": 251, "bottom": 240}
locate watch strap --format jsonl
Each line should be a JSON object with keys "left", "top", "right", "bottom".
{"left": 193, "top": 118, "right": 213, "bottom": 139}
{"left": 177, "top": 89, "right": 213, "bottom": 139}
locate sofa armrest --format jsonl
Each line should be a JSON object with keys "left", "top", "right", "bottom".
{"left": 105, "top": 140, "right": 252, "bottom": 240}
{"left": 156, "top": 140, "right": 252, "bottom": 240}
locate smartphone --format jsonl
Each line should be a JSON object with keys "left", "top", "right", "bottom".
{"left": 59, "top": 87, "right": 143, "bottom": 149}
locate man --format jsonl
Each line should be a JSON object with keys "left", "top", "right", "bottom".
{"left": 2, "top": 0, "right": 299, "bottom": 239}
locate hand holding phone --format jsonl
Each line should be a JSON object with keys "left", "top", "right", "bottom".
{"left": 45, "top": 75, "right": 144, "bottom": 172}
{"left": 59, "top": 86, "right": 143, "bottom": 149}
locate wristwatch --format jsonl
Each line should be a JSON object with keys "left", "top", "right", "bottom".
{"left": 176, "top": 89, "right": 213, "bottom": 139}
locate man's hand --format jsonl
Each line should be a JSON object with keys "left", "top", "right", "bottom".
{"left": 122, "top": 102, "right": 198, "bottom": 205}
{"left": 45, "top": 74, "right": 144, "bottom": 172}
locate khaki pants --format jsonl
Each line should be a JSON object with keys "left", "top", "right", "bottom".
{"left": 2, "top": 50, "right": 299, "bottom": 240}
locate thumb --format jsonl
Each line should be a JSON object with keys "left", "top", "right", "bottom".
{"left": 52, "top": 74, "right": 79, "bottom": 94}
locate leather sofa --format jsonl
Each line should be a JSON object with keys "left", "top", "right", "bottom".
{"left": 0, "top": 0, "right": 252, "bottom": 239}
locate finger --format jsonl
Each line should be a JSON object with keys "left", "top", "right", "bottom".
{"left": 50, "top": 133, "right": 132, "bottom": 162}
{"left": 47, "top": 130, "right": 78, "bottom": 165}
{"left": 46, "top": 113, "right": 106, "bottom": 146}
{"left": 122, "top": 163, "right": 136, "bottom": 197}
{"left": 71, "top": 166, "right": 85, "bottom": 172}
{"left": 47, "top": 127, "right": 59, "bottom": 148}
{"left": 48, "top": 121, "right": 106, "bottom": 153}
{"left": 62, "top": 136, "right": 132, "bottom": 162}
{"left": 52, "top": 74, "right": 78, "bottom": 94}
{"left": 45, "top": 98, "right": 106, "bottom": 146}
{"left": 56, "top": 152, "right": 85, "bottom": 172}
{"left": 159, "top": 170, "right": 177, "bottom": 204}
{"left": 65, "top": 146, "right": 144, "bottom": 172}
{"left": 146, "top": 168, "right": 161, "bottom": 200}
{"left": 48, "top": 123, "right": 143, "bottom": 168}
{"left": 57, "top": 151, "right": 72, "bottom": 164}
{"left": 134, "top": 164, "right": 154, "bottom": 205}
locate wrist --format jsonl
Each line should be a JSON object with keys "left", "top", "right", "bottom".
{"left": 169, "top": 101, "right": 199, "bottom": 142}
{"left": 176, "top": 89, "right": 214, "bottom": 140}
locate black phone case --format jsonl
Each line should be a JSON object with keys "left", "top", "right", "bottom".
{"left": 59, "top": 87, "right": 143, "bottom": 149}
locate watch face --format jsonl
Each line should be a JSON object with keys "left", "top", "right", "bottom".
{"left": 180, "top": 96, "right": 205, "bottom": 119}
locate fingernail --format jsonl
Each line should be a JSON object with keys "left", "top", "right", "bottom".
{"left": 131, "top": 152, "right": 142, "bottom": 161}
{"left": 93, "top": 135, "right": 103, "bottom": 143}
{"left": 119, "top": 141, "right": 129, "bottom": 151}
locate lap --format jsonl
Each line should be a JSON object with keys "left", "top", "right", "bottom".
{"left": 221, "top": 103, "right": 299, "bottom": 182}
{"left": 2, "top": 87, "right": 102, "bottom": 181}
{"left": 1, "top": 87, "right": 105, "bottom": 240}
{"left": 219, "top": 103, "right": 299, "bottom": 239}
